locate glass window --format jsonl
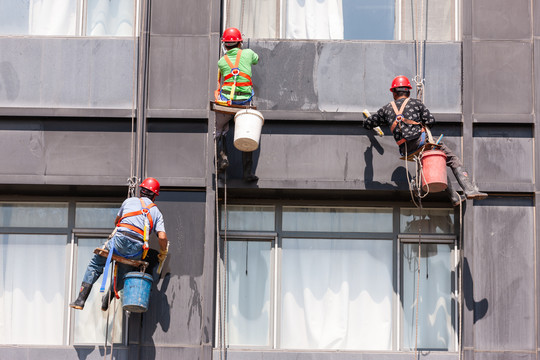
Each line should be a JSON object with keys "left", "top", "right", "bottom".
{"left": 73, "top": 237, "right": 123, "bottom": 344}
{"left": 400, "top": 208, "right": 454, "bottom": 234}
{"left": 221, "top": 205, "right": 275, "bottom": 231}
{"left": 225, "top": 0, "right": 457, "bottom": 41}
{"left": 401, "top": 242, "right": 454, "bottom": 350}
{"left": 281, "top": 238, "right": 393, "bottom": 350}
{"left": 283, "top": 206, "right": 392, "bottom": 232}
{"left": 75, "top": 203, "right": 120, "bottom": 228}
{"left": 0, "top": 0, "right": 137, "bottom": 36}
{"left": 86, "top": 0, "right": 136, "bottom": 36}
{"left": 0, "top": 234, "right": 67, "bottom": 345}
{"left": 0, "top": 0, "right": 77, "bottom": 36}
{"left": 0, "top": 202, "right": 68, "bottom": 228}
{"left": 227, "top": 240, "right": 272, "bottom": 346}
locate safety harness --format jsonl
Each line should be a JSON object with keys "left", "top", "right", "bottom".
{"left": 100, "top": 198, "right": 155, "bottom": 293}
{"left": 214, "top": 49, "right": 253, "bottom": 106}
{"left": 389, "top": 98, "right": 425, "bottom": 146}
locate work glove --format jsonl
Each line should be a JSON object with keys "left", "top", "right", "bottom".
{"left": 157, "top": 247, "right": 168, "bottom": 274}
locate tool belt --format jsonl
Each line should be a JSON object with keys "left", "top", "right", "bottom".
{"left": 117, "top": 230, "right": 143, "bottom": 243}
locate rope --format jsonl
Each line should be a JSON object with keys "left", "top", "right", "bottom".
{"left": 240, "top": 0, "right": 245, "bottom": 34}
{"left": 458, "top": 200, "right": 464, "bottom": 359}
{"left": 414, "top": 199, "right": 423, "bottom": 360}
{"left": 413, "top": 0, "right": 426, "bottom": 101}
{"left": 128, "top": 0, "right": 139, "bottom": 197}
{"left": 103, "top": 261, "right": 115, "bottom": 359}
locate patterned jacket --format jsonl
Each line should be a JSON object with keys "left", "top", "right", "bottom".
{"left": 363, "top": 97, "right": 435, "bottom": 144}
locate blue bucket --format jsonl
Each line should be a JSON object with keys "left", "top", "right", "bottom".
{"left": 123, "top": 272, "right": 153, "bottom": 313}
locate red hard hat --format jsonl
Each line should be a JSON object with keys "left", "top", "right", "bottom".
{"left": 222, "top": 27, "right": 243, "bottom": 43}
{"left": 140, "top": 177, "right": 160, "bottom": 196}
{"left": 390, "top": 75, "right": 412, "bottom": 92}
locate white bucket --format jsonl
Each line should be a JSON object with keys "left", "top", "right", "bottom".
{"left": 233, "top": 109, "right": 264, "bottom": 152}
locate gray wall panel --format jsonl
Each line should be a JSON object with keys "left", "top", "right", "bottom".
{"left": 473, "top": 0, "right": 531, "bottom": 40}
{"left": 148, "top": 36, "right": 211, "bottom": 110}
{"left": 151, "top": 0, "right": 210, "bottom": 36}
{"left": 472, "top": 41, "right": 532, "bottom": 115}
{"left": 250, "top": 41, "right": 461, "bottom": 114}
{"left": 0, "top": 38, "right": 135, "bottom": 109}
{"left": 146, "top": 131, "right": 207, "bottom": 187}
{"left": 473, "top": 126, "right": 534, "bottom": 189}
{"left": 473, "top": 199, "right": 535, "bottom": 350}
{"left": 134, "top": 191, "right": 207, "bottom": 346}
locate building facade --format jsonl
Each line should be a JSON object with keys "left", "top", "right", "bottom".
{"left": 0, "top": 1, "right": 536, "bottom": 359}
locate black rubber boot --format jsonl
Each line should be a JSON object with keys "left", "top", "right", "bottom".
{"left": 445, "top": 176, "right": 466, "bottom": 207}
{"left": 101, "top": 287, "right": 113, "bottom": 312}
{"left": 217, "top": 135, "right": 229, "bottom": 172}
{"left": 453, "top": 166, "right": 488, "bottom": 200}
{"left": 242, "top": 151, "right": 258, "bottom": 182}
{"left": 69, "top": 282, "right": 92, "bottom": 310}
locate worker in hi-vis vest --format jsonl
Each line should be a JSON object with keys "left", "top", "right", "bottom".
{"left": 214, "top": 27, "right": 259, "bottom": 182}
{"left": 70, "top": 178, "right": 169, "bottom": 311}
{"left": 363, "top": 76, "right": 487, "bottom": 206}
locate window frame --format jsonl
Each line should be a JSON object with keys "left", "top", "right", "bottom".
{"left": 222, "top": 0, "right": 461, "bottom": 42}
{"left": 217, "top": 203, "right": 459, "bottom": 352}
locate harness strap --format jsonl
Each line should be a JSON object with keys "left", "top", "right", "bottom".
{"left": 223, "top": 50, "right": 244, "bottom": 103}
{"left": 117, "top": 198, "right": 155, "bottom": 236}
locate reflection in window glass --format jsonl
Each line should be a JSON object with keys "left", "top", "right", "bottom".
{"left": 402, "top": 243, "right": 454, "bottom": 350}
{"left": 74, "top": 237, "right": 122, "bottom": 344}
{"left": 76, "top": 203, "right": 120, "bottom": 228}
{"left": 227, "top": 240, "right": 272, "bottom": 346}
{"left": 225, "top": 0, "right": 455, "bottom": 41}
{"left": 0, "top": 0, "right": 76, "bottom": 35}
{"left": 0, "top": 234, "right": 66, "bottom": 345}
{"left": 0, "top": 202, "right": 68, "bottom": 228}
{"left": 400, "top": 208, "right": 454, "bottom": 234}
{"left": 283, "top": 207, "right": 392, "bottom": 232}
{"left": 87, "top": 0, "right": 136, "bottom": 36}
{"left": 221, "top": 205, "right": 275, "bottom": 231}
{"left": 281, "top": 238, "right": 393, "bottom": 350}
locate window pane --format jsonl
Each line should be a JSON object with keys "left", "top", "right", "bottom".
{"left": 0, "top": 234, "right": 66, "bottom": 345}
{"left": 0, "top": 202, "right": 68, "bottom": 227}
{"left": 400, "top": 208, "right": 454, "bottom": 234}
{"left": 74, "top": 237, "right": 122, "bottom": 344}
{"left": 76, "top": 203, "right": 120, "bottom": 228}
{"left": 281, "top": 238, "right": 393, "bottom": 350}
{"left": 283, "top": 207, "right": 392, "bottom": 232}
{"left": 87, "top": 0, "right": 136, "bottom": 36}
{"left": 0, "top": 0, "right": 76, "bottom": 35}
{"left": 227, "top": 240, "right": 272, "bottom": 346}
{"left": 221, "top": 205, "right": 275, "bottom": 231}
{"left": 402, "top": 243, "right": 453, "bottom": 350}
{"left": 226, "top": 0, "right": 278, "bottom": 38}
{"left": 401, "top": 0, "right": 455, "bottom": 41}
{"left": 342, "top": 0, "right": 395, "bottom": 40}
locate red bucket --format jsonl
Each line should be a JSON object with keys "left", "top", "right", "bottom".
{"left": 420, "top": 150, "right": 447, "bottom": 192}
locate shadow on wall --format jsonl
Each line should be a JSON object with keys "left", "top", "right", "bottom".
{"left": 364, "top": 133, "right": 407, "bottom": 189}
{"left": 463, "top": 257, "right": 488, "bottom": 324}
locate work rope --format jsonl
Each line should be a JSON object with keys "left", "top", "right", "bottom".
{"left": 457, "top": 198, "right": 464, "bottom": 360}
{"left": 128, "top": 0, "right": 140, "bottom": 197}
{"left": 413, "top": 0, "right": 426, "bottom": 102}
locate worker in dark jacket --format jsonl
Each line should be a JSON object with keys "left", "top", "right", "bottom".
{"left": 70, "top": 178, "right": 169, "bottom": 311}
{"left": 363, "top": 75, "right": 487, "bottom": 205}
{"left": 214, "top": 27, "right": 259, "bottom": 182}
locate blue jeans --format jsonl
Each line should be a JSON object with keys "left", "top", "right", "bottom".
{"left": 220, "top": 91, "right": 253, "bottom": 105}
{"left": 81, "top": 233, "right": 143, "bottom": 291}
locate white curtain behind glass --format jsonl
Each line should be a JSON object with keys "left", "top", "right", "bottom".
{"left": 401, "top": 0, "right": 454, "bottom": 41}
{"left": 227, "top": 241, "right": 271, "bottom": 346}
{"left": 74, "top": 238, "right": 122, "bottom": 344}
{"left": 285, "top": 0, "right": 344, "bottom": 39}
{"left": 281, "top": 238, "right": 393, "bottom": 350}
{"left": 0, "top": 234, "right": 66, "bottom": 345}
{"left": 87, "top": 0, "right": 135, "bottom": 36}
{"left": 29, "top": 0, "right": 77, "bottom": 35}
{"left": 402, "top": 243, "right": 453, "bottom": 350}
{"left": 227, "top": 0, "right": 277, "bottom": 39}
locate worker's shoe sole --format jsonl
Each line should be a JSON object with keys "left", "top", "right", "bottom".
{"left": 69, "top": 303, "right": 84, "bottom": 310}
